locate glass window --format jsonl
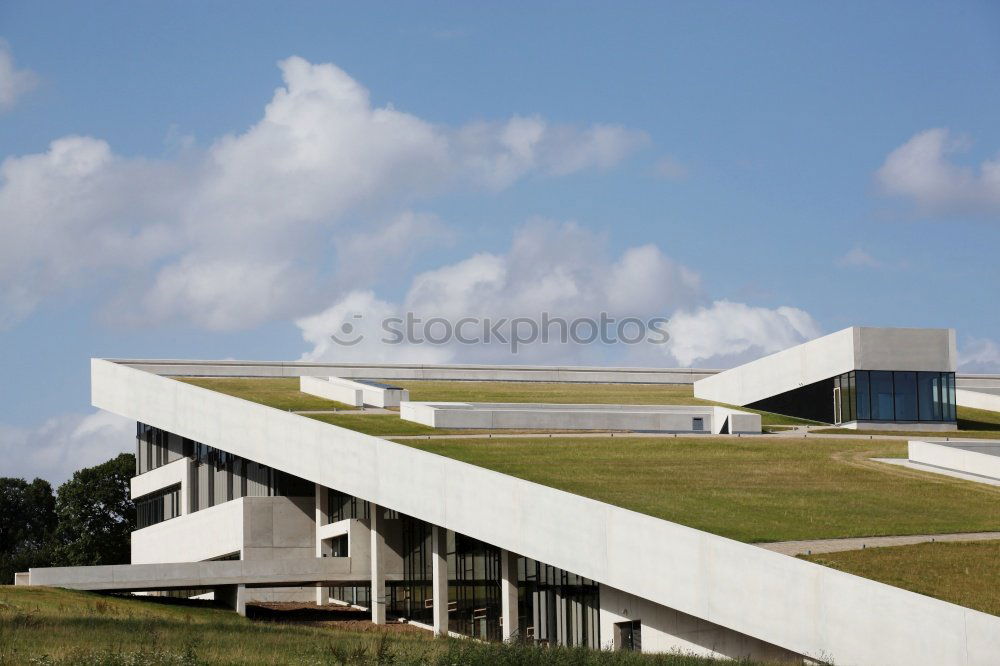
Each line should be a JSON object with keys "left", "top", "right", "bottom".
{"left": 917, "top": 372, "right": 942, "bottom": 421}
{"left": 945, "top": 373, "right": 956, "bottom": 421}
{"left": 846, "top": 372, "right": 856, "bottom": 423}
{"left": 855, "top": 371, "right": 871, "bottom": 420}
{"left": 893, "top": 371, "right": 918, "bottom": 421}
{"left": 870, "top": 371, "right": 894, "bottom": 421}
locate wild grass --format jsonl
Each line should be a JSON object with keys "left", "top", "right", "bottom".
{"left": 0, "top": 587, "right": 760, "bottom": 665}
{"left": 802, "top": 540, "right": 1000, "bottom": 616}
{"left": 401, "top": 436, "right": 1000, "bottom": 543}
{"left": 177, "top": 378, "right": 356, "bottom": 412}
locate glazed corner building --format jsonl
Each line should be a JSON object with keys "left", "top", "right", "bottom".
{"left": 19, "top": 328, "right": 1000, "bottom": 665}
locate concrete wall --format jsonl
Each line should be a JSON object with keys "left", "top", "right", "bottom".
{"left": 909, "top": 440, "right": 1000, "bottom": 481}
{"left": 107, "top": 359, "right": 719, "bottom": 384}
{"left": 131, "top": 495, "right": 314, "bottom": 564}
{"left": 599, "top": 585, "right": 803, "bottom": 660}
{"left": 957, "top": 388, "right": 1000, "bottom": 413}
{"left": 300, "top": 376, "right": 363, "bottom": 406}
{"left": 695, "top": 327, "right": 956, "bottom": 407}
{"left": 92, "top": 358, "right": 1000, "bottom": 665}
{"left": 131, "top": 457, "right": 190, "bottom": 514}
{"left": 400, "top": 402, "right": 760, "bottom": 434}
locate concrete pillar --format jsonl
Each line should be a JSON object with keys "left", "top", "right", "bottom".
{"left": 431, "top": 525, "right": 449, "bottom": 636}
{"left": 217, "top": 583, "right": 247, "bottom": 617}
{"left": 315, "top": 484, "right": 330, "bottom": 606}
{"left": 370, "top": 502, "right": 386, "bottom": 625}
{"left": 500, "top": 549, "right": 519, "bottom": 642}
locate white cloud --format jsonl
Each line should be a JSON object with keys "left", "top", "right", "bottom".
{"left": 876, "top": 128, "right": 1000, "bottom": 215}
{"left": 298, "top": 221, "right": 816, "bottom": 367}
{"left": 0, "top": 57, "right": 647, "bottom": 331}
{"left": 665, "top": 300, "right": 821, "bottom": 367}
{"left": 959, "top": 337, "right": 1000, "bottom": 373}
{"left": 0, "top": 40, "right": 37, "bottom": 111}
{"left": 838, "top": 247, "right": 883, "bottom": 269}
{"left": 0, "top": 411, "right": 133, "bottom": 485}
{"left": 652, "top": 155, "right": 688, "bottom": 180}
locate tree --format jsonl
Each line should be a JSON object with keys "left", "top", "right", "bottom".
{"left": 0, "top": 477, "right": 57, "bottom": 583}
{"left": 53, "top": 453, "right": 135, "bottom": 566}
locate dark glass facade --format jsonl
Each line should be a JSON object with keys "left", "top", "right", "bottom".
{"left": 135, "top": 484, "right": 181, "bottom": 528}
{"left": 325, "top": 504, "right": 600, "bottom": 647}
{"left": 833, "top": 371, "right": 955, "bottom": 424}
{"left": 134, "top": 423, "right": 313, "bottom": 529}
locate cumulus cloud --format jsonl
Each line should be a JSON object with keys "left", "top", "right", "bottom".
{"left": 0, "top": 56, "right": 647, "bottom": 330}
{"left": 0, "top": 411, "right": 133, "bottom": 485}
{"left": 664, "top": 300, "right": 821, "bottom": 367}
{"left": 298, "top": 221, "right": 816, "bottom": 367}
{"left": 876, "top": 128, "right": 1000, "bottom": 215}
{"left": 0, "top": 40, "right": 37, "bottom": 111}
{"left": 959, "top": 337, "right": 1000, "bottom": 373}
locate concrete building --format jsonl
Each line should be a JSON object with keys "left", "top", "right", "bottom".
{"left": 18, "top": 336, "right": 1000, "bottom": 664}
{"left": 695, "top": 327, "right": 958, "bottom": 431}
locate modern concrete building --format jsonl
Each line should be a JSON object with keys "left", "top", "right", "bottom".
{"left": 695, "top": 327, "right": 959, "bottom": 431}
{"left": 17, "top": 331, "right": 1000, "bottom": 664}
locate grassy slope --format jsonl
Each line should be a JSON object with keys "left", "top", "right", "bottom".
{"left": 396, "top": 380, "right": 818, "bottom": 426}
{"left": 0, "top": 587, "right": 746, "bottom": 665}
{"left": 802, "top": 540, "right": 1000, "bottom": 617}
{"left": 178, "top": 378, "right": 356, "bottom": 412}
{"left": 402, "top": 436, "right": 1000, "bottom": 543}
{"left": 813, "top": 405, "right": 1000, "bottom": 438}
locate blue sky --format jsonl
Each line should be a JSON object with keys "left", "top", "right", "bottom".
{"left": 1, "top": 2, "right": 999, "bottom": 480}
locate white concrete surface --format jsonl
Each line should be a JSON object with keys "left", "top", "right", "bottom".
{"left": 301, "top": 376, "right": 409, "bottom": 408}
{"left": 91, "top": 358, "right": 1000, "bottom": 665}
{"left": 957, "top": 388, "right": 1000, "bottom": 413}
{"left": 875, "top": 458, "right": 1000, "bottom": 487}
{"left": 131, "top": 457, "right": 190, "bottom": 515}
{"left": 131, "top": 495, "right": 314, "bottom": 564}
{"left": 431, "top": 525, "right": 448, "bottom": 637}
{"left": 500, "top": 549, "right": 519, "bottom": 641}
{"left": 300, "top": 375, "right": 363, "bottom": 406}
{"left": 695, "top": 327, "right": 957, "bottom": 407}
{"left": 28, "top": 556, "right": 363, "bottom": 591}
{"left": 370, "top": 503, "right": 387, "bottom": 625}
{"left": 838, "top": 420, "right": 957, "bottom": 432}
{"left": 599, "top": 584, "right": 802, "bottom": 660}
{"left": 107, "top": 358, "right": 720, "bottom": 384}
{"left": 400, "top": 402, "right": 760, "bottom": 434}
{"left": 908, "top": 439, "right": 1000, "bottom": 482}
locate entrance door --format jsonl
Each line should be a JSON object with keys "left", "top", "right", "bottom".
{"left": 615, "top": 620, "right": 641, "bottom": 651}
{"left": 833, "top": 387, "right": 843, "bottom": 425}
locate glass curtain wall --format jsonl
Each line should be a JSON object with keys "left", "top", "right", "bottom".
{"left": 135, "top": 484, "right": 181, "bottom": 528}
{"left": 834, "top": 372, "right": 956, "bottom": 424}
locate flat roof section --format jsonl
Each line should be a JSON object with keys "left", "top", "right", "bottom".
{"left": 400, "top": 401, "right": 761, "bottom": 434}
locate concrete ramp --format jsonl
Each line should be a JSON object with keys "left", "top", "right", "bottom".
{"left": 24, "top": 556, "right": 390, "bottom": 592}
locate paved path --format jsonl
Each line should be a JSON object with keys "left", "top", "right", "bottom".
{"left": 757, "top": 531, "right": 1000, "bottom": 557}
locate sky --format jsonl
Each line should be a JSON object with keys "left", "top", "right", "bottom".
{"left": 1, "top": 1, "right": 999, "bottom": 482}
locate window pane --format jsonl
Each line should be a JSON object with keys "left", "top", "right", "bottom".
{"left": 856, "top": 371, "right": 871, "bottom": 420}
{"left": 893, "top": 371, "right": 918, "bottom": 421}
{"left": 917, "top": 372, "right": 942, "bottom": 421}
{"left": 870, "top": 371, "right": 894, "bottom": 420}
{"left": 945, "top": 373, "right": 956, "bottom": 421}
{"left": 846, "top": 372, "right": 855, "bottom": 423}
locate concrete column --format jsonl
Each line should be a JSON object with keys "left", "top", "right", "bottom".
{"left": 370, "top": 502, "right": 386, "bottom": 624}
{"left": 431, "top": 525, "right": 449, "bottom": 636}
{"left": 500, "top": 549, "right": 519, "bottom": 642}
{"left": 315, "top": 484, "right": 330, "bottom": 606}
{"left": 217, "top": 583, "right": 247, "bottom": 617}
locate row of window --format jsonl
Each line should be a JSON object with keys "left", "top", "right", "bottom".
{"left": 833, "top": 370, "right": 956, "bottom": 423}
{"left": 136, "top": 484, "right": 182, "bottom": 529}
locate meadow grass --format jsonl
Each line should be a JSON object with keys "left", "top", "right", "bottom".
{"left": 802, "top": 540, "right": 1000, "bottom": 616}
{"left": 178, "top": 378, "right": 356, "bottom": 412}
{"left": 401, "top": 436, "right": 1000, "bottom": 543}
{"left": 0, "top": 587, "right": 761, "bottom": 665}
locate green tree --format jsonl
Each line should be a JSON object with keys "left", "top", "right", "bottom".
{"left": 53, "top": 453, "right": 135, "bottom": 566}
{"left": 0, "top": 477, "right": 57, "bottom": 583}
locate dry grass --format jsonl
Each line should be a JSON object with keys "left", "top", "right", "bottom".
{"left": 0, "top": 587, "right": 749, "bottom": 665}
{"left": 802, "top": 540, "right": 1000, "bottom": 616}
